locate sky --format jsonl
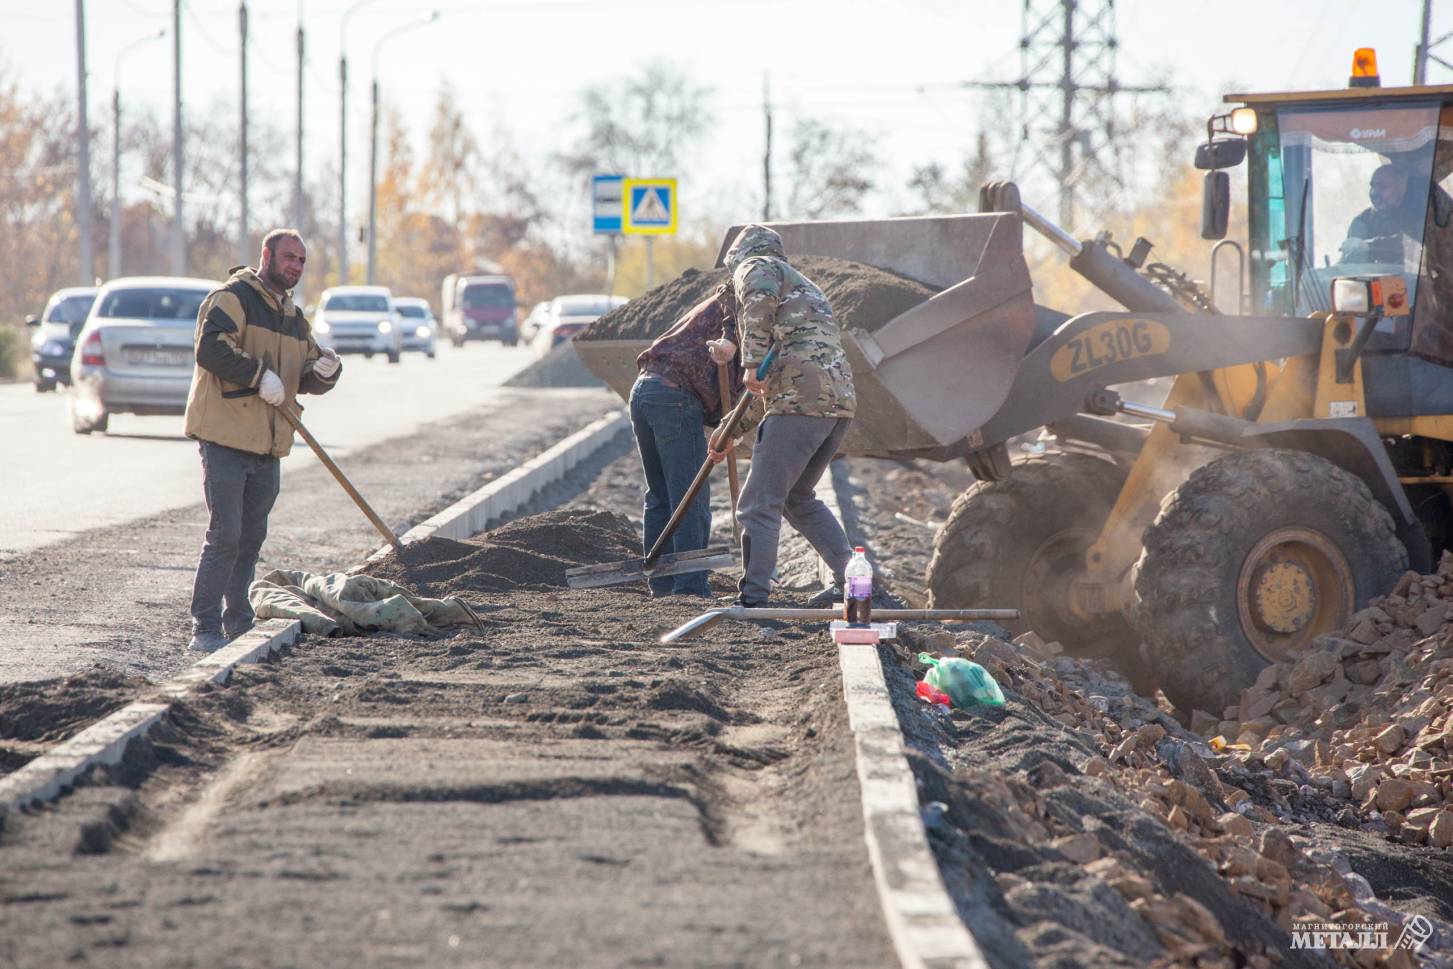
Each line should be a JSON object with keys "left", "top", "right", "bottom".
{"left": 2, "top": 0, "right": 1451, "bottom": 240}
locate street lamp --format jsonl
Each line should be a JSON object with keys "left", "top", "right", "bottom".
{"left": 110, "top": 27, "right": 165, "bottom": 278}
{"left": 366, "top": 10, "right": 438, "bottom": 285}
{"left": 337, "top": 0, "right": 378, "bottom": 286}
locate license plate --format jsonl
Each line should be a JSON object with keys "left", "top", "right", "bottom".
{"left": 126, "top": 347, "right": 189, "bottom": 366}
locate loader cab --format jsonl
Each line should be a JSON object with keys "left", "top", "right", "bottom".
{"left": 1217, "top": 77, "right": 1453, "bottom": 364}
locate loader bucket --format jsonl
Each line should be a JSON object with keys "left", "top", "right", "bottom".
{"left": 576, "top": 213, "right": 1038, "bottom": 454}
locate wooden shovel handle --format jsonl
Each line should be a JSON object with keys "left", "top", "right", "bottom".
{"left": 277, "top": 405, "right": 404, "bottom": 556}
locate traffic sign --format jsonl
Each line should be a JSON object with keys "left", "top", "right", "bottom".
{"left": 622, "top": 178, "right": 677, "bottom": 236}
{"left": 592, "top": 174, "right": 623, "bottom": 234}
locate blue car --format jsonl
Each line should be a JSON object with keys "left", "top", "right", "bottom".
{"left": 27, "top": 286, "right": 98, "bottom": 392}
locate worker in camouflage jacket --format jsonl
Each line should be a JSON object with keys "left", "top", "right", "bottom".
{"left": 708, "top": 224, "right": 857, "bottom": 607}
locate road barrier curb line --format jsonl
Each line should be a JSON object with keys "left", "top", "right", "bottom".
{"left": 0, "top": 619, "right": 301, "bottom": 815}
{"left": 363, "top": 409, "right": 629, "bottom": 564}
{"left": 830, "top": 466, "right": 989, "bottom": 969}
{"left": 0, "top": 702, "right": 169, "bottom": 813}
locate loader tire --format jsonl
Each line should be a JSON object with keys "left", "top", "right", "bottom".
{"left": 926, "top": 451, "right": 1143, "bottom": 678}
{"left": 1133, "top": 448, "right": 1406, "bottom": 717}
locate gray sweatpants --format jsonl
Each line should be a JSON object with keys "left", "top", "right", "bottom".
{"left": 190, "top": 440, "right": 280, "bottom": 637}
{"left": 737, "top": 414, "right": 854, "bottom": 604}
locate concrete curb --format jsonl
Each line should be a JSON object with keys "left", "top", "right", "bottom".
{"left": 829, "top": 466, "right": 989, "bottom": 969}
{"left": 0, "top": 619, "right": 301, "bottom": 815}
{"left": 363, "top": 409, "right": 629, "bottom": 564}
{"left": 1, "top": 409, "right": 626, "bottom": 815}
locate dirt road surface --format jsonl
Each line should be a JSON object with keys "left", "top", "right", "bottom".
{"left": 0, "top": 450, "right": 895, "bottom": 969}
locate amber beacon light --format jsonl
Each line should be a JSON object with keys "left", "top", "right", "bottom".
{"left": 1350, "top": 47, "right": 1381, "bottom": 88}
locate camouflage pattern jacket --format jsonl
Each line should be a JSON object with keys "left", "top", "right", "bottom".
{"left": 724, "top": 224, "right": 855, "bottom": 435}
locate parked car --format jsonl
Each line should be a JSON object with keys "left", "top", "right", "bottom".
{"left": 533, "top": 294, "right": 627, "bottom": 357}
{"left": 441, "top": 274, "right": 517, "bottom": 346}
{"left": 69, "top": 276, "right": 214, "bottom": 434}
{"left": 312, "top": 286, "right": 402, "bottom": 363}
{"left": 518, "top": 300, "right": 550, "bottom": 344}
{"left": 27, "top": 286, "right": 98, "bottom": 392}
{"left": 392, "top": 297, "right": 437, "bottom": 358}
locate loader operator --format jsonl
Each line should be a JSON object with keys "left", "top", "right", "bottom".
{"left": 707, "top": 224, "right": 857, "bottom": 609}
{"left": 629, "top": 285, "right": 744, "bottom": 598}
{"left": 183, "top": 229, "right": 342, "bottom": 653}
{"left": 1340, "top": 164, "right": 1426, "bottom": 263}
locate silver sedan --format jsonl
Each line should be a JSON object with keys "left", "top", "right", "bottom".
{"left": 69, "top": 276, "right": 213, "bottom": 434}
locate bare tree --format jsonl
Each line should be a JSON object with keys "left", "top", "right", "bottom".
{"left": 783, "top": 118, "right": 877, "bottom": 219}
{"left": 560, "top": 61, "right": 713, "bottom": 177}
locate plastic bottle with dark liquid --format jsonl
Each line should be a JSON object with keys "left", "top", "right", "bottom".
{"left": 844, "top": 546, "right": 873, "bottom": 625}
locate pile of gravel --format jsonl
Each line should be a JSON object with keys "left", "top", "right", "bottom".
{"left": 370, "top": 509, "right": 637, "bottom": 594}
{"left": 580, "top": 256, "right": 938, "bottom": 343}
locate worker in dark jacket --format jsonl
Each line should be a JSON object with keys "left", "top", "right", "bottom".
{"left": 630, "top": 284, "right": 743, "bottom": 597}
{"left": 183, "top": 229, "right": 341, "bottom": 652}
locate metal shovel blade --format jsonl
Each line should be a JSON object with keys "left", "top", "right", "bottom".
{"left": 565, "top": 545, "right": 737, "bottom": 589}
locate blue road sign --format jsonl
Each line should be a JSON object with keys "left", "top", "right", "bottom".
{"left": 592, "top": 174, "right": 623, "bottom": 234}
{"left": 622, "top": 178, "right": 677, "bottom": 235}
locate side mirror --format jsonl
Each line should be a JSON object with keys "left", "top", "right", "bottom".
{"left": 1202, "top": 171, "right": 1231, "bottom": 240}
{"left": 24, "top": 314, "right": 39, "bottom": 327}
{"left": 1194, "top": 138, "right": 1247, "bottom": 171}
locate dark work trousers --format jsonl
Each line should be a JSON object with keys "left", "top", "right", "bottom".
{"left": 629, "top": 374, "right": 712, "bottom": 596}
{"left": 737, "top": 414, "right": 853, "bottom": 605}
{"left": 189, "top": 440, "right": 281, "bottom": 637}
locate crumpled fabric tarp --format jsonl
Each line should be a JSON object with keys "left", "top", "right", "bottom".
{"left": 249, "top": 569, "right": 481, "bottom": 637}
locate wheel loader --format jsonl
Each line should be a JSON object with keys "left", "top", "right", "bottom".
{"left": 573, "top": 49, "right": 1453, "bottom": 718}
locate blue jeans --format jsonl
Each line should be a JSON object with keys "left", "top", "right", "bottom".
{"left": 189, "top": 440, "right": 280, "bottom": 637}
{"left": 629, "top": 374, "right": 712, "bottom": 595}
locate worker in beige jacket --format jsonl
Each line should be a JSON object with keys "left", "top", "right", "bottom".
{"left": 183, "top": 228, "right": 341, "bottom": 653}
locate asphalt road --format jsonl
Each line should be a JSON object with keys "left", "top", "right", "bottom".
{"left": 0, "top": 342, "right": 535, "bottom": 558}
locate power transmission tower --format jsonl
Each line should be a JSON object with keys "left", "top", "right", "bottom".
{"left": 1415, "top": 0, "right": 1452, "bottom": 83}
{"left": 965, "top": 0, "right": 1164, "bottom": 233}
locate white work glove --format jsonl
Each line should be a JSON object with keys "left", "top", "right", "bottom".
{"left": 312, "top": 348, "right": 340, "bottom": 378}
{"left": 706, "top": 338, "right": 737, "bottom": 365}
{"left": 258, "top": 369, "right": 285, "bottom": 406}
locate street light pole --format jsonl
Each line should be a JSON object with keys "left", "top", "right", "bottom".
{"left": 110, "top": 28, "right": 165, "bottom": 278}
{"left": 366, "top": 11, "right": 438, "bottom": 285}
{"left": 339, "top": 0, "right": 379, "bottom": 287}
{"left": 171, "top": 0, "right": 184, "bottom": 275}
{"left": 239, "top": 1, "right": 249, "bottom": 266}
{"left": 75, "top": 0, "right": 94, "bottom": 286}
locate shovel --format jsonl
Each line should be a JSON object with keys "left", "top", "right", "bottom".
{"left": 566, "top": 348, "right": 776, "bottom": 590}
{"left": 275, "top": 403, "right": 404, "bottom": 558}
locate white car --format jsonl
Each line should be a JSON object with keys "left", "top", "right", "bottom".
{"left": 533, "top": 294, "right": 627, "bottom": 357}
{"left": 312, "top": 285, "right": 402, "bottom": 364}
{"left": 392, "top": 297, "right": 437, "bottom": 358}
{"left": 69, "top": 276, "right": 215, "bottom": 434}
{"left": 518, "top": 300, "right": 550, "bottom": 344}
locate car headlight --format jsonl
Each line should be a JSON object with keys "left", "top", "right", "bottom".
{"left": 415, "top": 326, "right": 429, "bottom": 338}
{"left": 314, "top": 319, "right": 331, "bottom": 335}
{"left": 378, "top": 320, "right": 392, "bottom": 334}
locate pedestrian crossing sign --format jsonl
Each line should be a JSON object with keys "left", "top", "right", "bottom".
{"left": 621, "top": 178, "right": 677, "bottom": 235}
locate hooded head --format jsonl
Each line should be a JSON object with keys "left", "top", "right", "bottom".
{"left": 724, "top": 224, "right": 785, "bottom": 271}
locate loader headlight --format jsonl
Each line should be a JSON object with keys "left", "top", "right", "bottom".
{"left": 1332, "top": 274, "right": 1410, "bottom": 316}
{"left": 1332, "top": 278, "right": 1371, "bottom": 315}
{"left": 1229, "top": 107, "right": 1258, "bottom": 135}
